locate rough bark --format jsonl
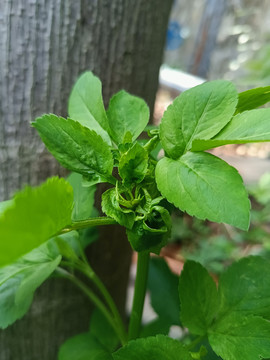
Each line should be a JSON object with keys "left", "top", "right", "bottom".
{"left": 0, "top": 0, "right": 172, "bottom": 359}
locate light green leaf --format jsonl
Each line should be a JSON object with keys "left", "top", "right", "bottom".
{"left": 67, "top": 172, "right": 96, "bottom": 221}
{"left": 217, "top": 256, "right": 270, "bottom": 319}
{"left": 160, "top": 80, "right": 238, "bottom": 159}
{"left": 208, "top": 314, "right": 270, "bottom": 360}
{"left": 155, "top": 152, "right": 250, "bottom": 230}
{"left": 101, "top": 187, "right": 135, "bottom": 230}
{"left": 107, "top": 90, "right": 149, "bottom": 144}
{"left": 0, "top": 177, "right": 73, "bottom": 266}
{"left": 90, "top": 309, "right": 119, "bottom": 352}
{"left": 148, "top": 257, "right": 181, "bottom": 326}
{"left": 112, "top": 335, "right": 193, "bottom": 360}
{"left": 191, "top": 108, "right": 270, "bottom": 151}
{"left": 0, "top": 240, "right": 61, "bottom": 328}
{"left": 68, "top": 71, "right": 111, "bottom": 143}
{"left": 236, "top": 86, "right": 270, "bottom": 114}
{"left": 0, "top": 200, "right": 13, "bottom": 215}
{"left": 58, "top": 332, "right": 113, "bottom": 360}
{"left": 179, "top": 261, "right": 218, "bottom": 335}
{"left": 33, "top": 115, "right": 114, "bottom": 185}
{"left": 119, "top": 142, "right": 148, "bottom": 185}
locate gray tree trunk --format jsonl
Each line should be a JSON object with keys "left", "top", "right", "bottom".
{"left": 0, "top": 0, "right": 172, "bottom": 359}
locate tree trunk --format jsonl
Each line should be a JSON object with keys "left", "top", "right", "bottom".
{"left": 0, "top": 0, "right": 173, "bottom": 359}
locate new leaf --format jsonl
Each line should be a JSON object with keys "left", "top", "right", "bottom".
{"left": 0, "top": 177, "right": 73, "bottom": 266}
{"left": 33, "top": 115, "right": 114, "bottom": 185}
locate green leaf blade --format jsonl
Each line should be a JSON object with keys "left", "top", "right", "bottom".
{"left": 0, "top": 177, "right": 73, "bottom": 266}
{"left": 112, "top": 335, "right": 193, "bottom": 360}
{"left": 192, "top": 108, "right": 270, "bottom": 151}
{"left": 68, "top": 71, "right": 111, "bottom": 143}
{"left": 179, "top": 261, "right": 218, "bottom": 336}
{"left": 107, "top": 90, "right": 149, "bottom": 144}
{"left": 236, "top": 86, "right": 270, "bottom": 114}
{"left": 155, "top": 152, "right": 250, "bottom": 230}
{"left": 33, "top": 115, "right": 114, "bottom": 184}
{"left": 160, "top": 80, "right": 238, "bottom": 158}
{"left": 209, "top": 314, "right": 270, "bottom": 360}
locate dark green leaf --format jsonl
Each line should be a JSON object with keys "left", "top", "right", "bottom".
{"left": 119, "top": 143, "right": 148, "bottom": 185}
{"left": 208, "top": 314, "right": 270, "bottom": 360}
{"left": 155, "top": 152, "right": 250, "bottom": 230}
{"left": 112, "top": 335, "right": 193, "bottom": 360}
{"left": 68, "top": 71, "right": 110, "bottom": 143}
{"left": 148, "top": 257, "right": 181, "bottom": 326}
{"left": 0, "top": 177, "right": 73, "bottom": 266}
{"left": 191, "top": 108, "right": 270, "bottom": 151}
{"left": 107, "top": 90, "right": 149, "bottom": 144}
{"left": 58, "top": 332, "right": 113, "bottom": 360}
{"left": 90, "top": 309, "right": 119, "bottom": 352}
{"left": 139, "top": 318, "right": 170, "bottom": 338}
{"left": 179, "top": 261, "right": 218, "bottom": 335}
{"left": 236, "top": 86, "right": 270, "bottom": 114}
{"left": 102, "top": 187, "right": 135, "bottom": 229}
{"left": 0, "top": 240, "right": 61, "bottom": 328}
{"left": 33, "top": 115, "right": 114, "bottom": 184}
{"left": 160, "top": 80, "right": 238, "bottom": 158}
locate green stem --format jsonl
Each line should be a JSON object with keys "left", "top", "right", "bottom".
{"left": 128, "top": 251, "right": 150, "bottom": 340}
{"left": 186, "top": 335, "right": 206, "bottom": 351}
{"left": 60, "top": 260, "right": 128, "bottom": 345}
{"left": 56, "top": 267, "right": 126, "bottom": 346}
{"left": 59, "top": 217, "right": 117, "bottom": 234}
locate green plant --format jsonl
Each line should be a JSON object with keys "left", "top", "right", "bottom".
{"left": 1, "top": 73, "right": 270, "bottom": 359}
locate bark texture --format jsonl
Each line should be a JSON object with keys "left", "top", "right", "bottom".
{"left": 0, "top": 0, "right": 172, "bottom": 359}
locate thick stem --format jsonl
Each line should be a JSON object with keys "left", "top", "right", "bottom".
{"left": 128, "top": 251, "right": 150, "bottom": 340}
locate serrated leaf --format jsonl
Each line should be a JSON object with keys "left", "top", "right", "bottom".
{"left": 179, "top": 261, "right": 218, "bottom": 335}
{"left": 160, "top": 80, "right": 238, "bottom": 159}
{"left": 0, "top": 177, "right": 73, "bottom": 266}
{"left": 208, "top": 314, "right": 270, "bottom": 360}
{"left": 191, "top": 108, "right": 270, "bottom": 151}
{"left": 0, "top": 240, "right": 61, "bottom": 328}
{"left": 236, "top": 86, "right": 270, "bottom": 114}
{"left": 217, "top": 256, "right": 270, "bottom": 319}
{"left": 112, "top": 335, "right": 193, "bottom": 360}
{"left": 90, "top": 309, "right": 119, "bottom": 352}
{"left": 119, "top": 142, "right": 148, "bottom": 185}
{"left": 102, "top": 187, "right": 135, "bottom": 229}
{"left": 33, "top": 115, "right": 114, "bottom": 185}
{"left": 58, "top": 332, "right": 113, "bottom": 360}
{"left": 155, "top": 152, "right": 250, "bottom": 230}
{"left": 107, "top": 90, "right": 149, "bottom": 144}
{"left": 148, "top": 257, "right": 181, "bottom": 326}
{"left": 68, "top": 71, "right": 111, "bottom": 143}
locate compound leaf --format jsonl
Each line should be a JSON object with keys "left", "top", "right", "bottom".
{"left": 112, "top": 335, "right": 193, "bottom": 360}
{"left": 160, "top": 80, "right": 238, "bottom": 159}
{"left": 33, "top": 115, "right": 114, "bottom": 185}
{"left": 0, "top": 177, "right": 73, "bottom": 266}
{"left": 179, "top": 261, "right": 218, "bottom": 335}
{"left": 155, "top": 152, "right": 250, "bottom": 230}
{"left": 107, "top": 90, "right": 149, "bottom": 144}
{"left": 68, "top": 71, "right": 110, "bottom": 143}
